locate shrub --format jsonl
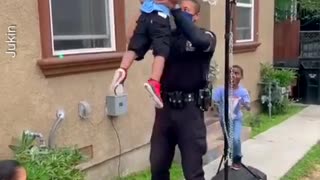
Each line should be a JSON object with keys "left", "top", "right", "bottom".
{"left": 10, "top": 133, "right": 85, "bottom": 180}
{"left": 260, "top": 63, "right": 296, "bottom": 87}
{"left": 260, "top": 63, "right": 296, "bottom": 115}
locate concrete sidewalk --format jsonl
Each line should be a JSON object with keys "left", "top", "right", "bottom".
{"left": 204, "top": 105, "right": 320, "bottom": 180}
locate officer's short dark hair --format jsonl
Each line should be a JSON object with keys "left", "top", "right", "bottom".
{"left": 183, "top": 0, "right": 201, "bottom": 14}
{"left": 232, "top": 65, "right": 244, "bottom": 77}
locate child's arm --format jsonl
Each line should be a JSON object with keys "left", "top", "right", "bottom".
{"left": 240, "top": 89, "right": 251, "bottom": 111}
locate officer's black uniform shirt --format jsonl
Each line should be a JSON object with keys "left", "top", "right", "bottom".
{"left": 161, "top": 9, "right": 217, "bottom": 93}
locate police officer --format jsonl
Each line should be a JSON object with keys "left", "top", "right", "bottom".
{"left": 150, "top": 0, "right": 217, "bottom": 179}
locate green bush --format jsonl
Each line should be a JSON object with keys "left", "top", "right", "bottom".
{"left": 260, "top": 63, "right": 296, "bottom": 114}
{"left": 260, "top": 63, "right": 296, "bottom": 87}
{"left": 243, "top": 112, "right": 262, "bottom": 128}
{"left": 10, "top": 133, "right": 86, "bottom": 180}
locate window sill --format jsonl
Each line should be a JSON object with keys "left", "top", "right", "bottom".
{"left": 233, "top": 42, "right": 261, "bottom": 54}
{"left": 37, "top": 52, "right": 124, "bottom": 77}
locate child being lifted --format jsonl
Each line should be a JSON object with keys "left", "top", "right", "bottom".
{"left": 110, "top": 0, "right": 178, "bottom": 109}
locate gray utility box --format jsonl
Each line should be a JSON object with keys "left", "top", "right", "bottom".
{"left": 106, "top": 94, "right": 128, "bottom": 116}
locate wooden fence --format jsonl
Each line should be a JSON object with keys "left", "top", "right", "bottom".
{"left": 274, "top": 20, "right": 300, "bottom": 61}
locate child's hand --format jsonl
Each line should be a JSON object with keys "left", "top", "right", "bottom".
{"left": 242, "top": 103, "right": 251, "bottom": 111}
{"left": 239, "top": 98, "right": 250, "bottom": 111}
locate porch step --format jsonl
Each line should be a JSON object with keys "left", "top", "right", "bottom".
{"left": 203, "top": 121, "right": 224, "bottom": 165}
{"left": 205, "top": 116, "right": 220, "bottom": 126}
{"left": 173, "top": 121, "right": 224, "bottom": 165}
{"left": 206, "top": 120, "right": 223, "bottom": 139}
{"left": 173, "top": 140, "right": 225, "bottom": 166}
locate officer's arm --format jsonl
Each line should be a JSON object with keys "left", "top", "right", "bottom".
{"left": 171, "top": 8, "right": 216, "bottom": 52}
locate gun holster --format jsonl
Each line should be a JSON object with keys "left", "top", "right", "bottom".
{"left": 197, "top": 88, "right": 212, "bottom": 111}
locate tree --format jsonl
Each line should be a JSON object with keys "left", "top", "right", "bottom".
{"left": 275, "top": 0, "right": 298, "bottom": 22}
{"left": 275, "top": 0, "right": 320, "bottom": 22}
{"left": 299, "top": 0, "right": 320, "bottom": 12}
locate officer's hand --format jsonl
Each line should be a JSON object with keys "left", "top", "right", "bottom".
{"left": 155, "top": 0, "right": 177, "bottom": 9}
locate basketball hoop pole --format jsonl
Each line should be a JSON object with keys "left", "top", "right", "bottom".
{"left": 223, "top": 0, "right": 232, "bottom": 179}
{"left": 221, "top": 1, "right": 263, "bottom": 180}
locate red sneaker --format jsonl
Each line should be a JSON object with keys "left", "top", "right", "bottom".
{"left": 144, "top": 79, "right": 163, "bottom": 108}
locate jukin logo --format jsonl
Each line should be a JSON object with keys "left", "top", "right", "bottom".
{"left": 5, "top": 25, "right": 17, "bottom": 58}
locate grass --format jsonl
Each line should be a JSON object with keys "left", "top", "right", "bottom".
{"left": 244, "top": 105, "right": 305, "bottom": 138}
{"left": 281, "top": 142, "right": 320, "bottom": 180}
{"left": 119, "top": 163, "right": 183, "bottom": 180}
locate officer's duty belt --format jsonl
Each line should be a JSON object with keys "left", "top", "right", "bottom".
{"left": 162, "top": 89, "right": 211, "bottom": 111}
{"left": 162, "top": 91, "right": 196, "bottom": 103}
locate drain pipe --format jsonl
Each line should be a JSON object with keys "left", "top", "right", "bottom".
{"left": 48, "top": 109, "right": 65, "bottom": 149}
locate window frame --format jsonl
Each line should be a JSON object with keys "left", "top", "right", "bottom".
{"left": 235, "top": 1, "right": 254, "bottom": 43}
{"left": 37, "top": 0, "right": 126, "bottom": 77}
{"left": 49, "top": 0, "right": 117, "bottom": 56}
{"left": 232, "top": 0, "right": 261, "bottom": 54}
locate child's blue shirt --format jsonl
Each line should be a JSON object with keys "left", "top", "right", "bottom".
{"left": 141, "top": 0, "right": 170, "bottom": 16}
{"left": 212, "top": 85, "right": 250, "bottom": 120}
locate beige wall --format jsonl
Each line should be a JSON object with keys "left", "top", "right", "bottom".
{"left": 0, "top": 0, "right": 274, "bottom": 179}
{"left": 211, "top": 0, "right": 275, "bottom": 101}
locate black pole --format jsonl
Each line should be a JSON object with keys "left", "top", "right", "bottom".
{"left": 224, "top": 0, "right": 231, "bottom": 179}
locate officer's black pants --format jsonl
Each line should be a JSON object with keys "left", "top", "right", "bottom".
{"left": 150, "top": 102, "right": 207, "bottom": 180}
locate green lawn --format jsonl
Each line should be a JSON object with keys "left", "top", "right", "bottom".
{"left": 119, "top": 163, "right": 183, "bottom": 180}
{"left": 244, "top": 105, "right": 305, "bottom": 138}
{"left": 281, "top": 142, "right": 320, "bottom": 180}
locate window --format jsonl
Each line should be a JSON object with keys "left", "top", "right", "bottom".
{"left": 37, "top": 0, "right": 126, "bottom": 77}
{"left": 235, "top": 0, "right": 254, "bottom": 42}
{"left": 51, "top": 0, "right": 116, "bottom": 55}
{"left": 233, "top": 0, "right": 260, "bottom": 53}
